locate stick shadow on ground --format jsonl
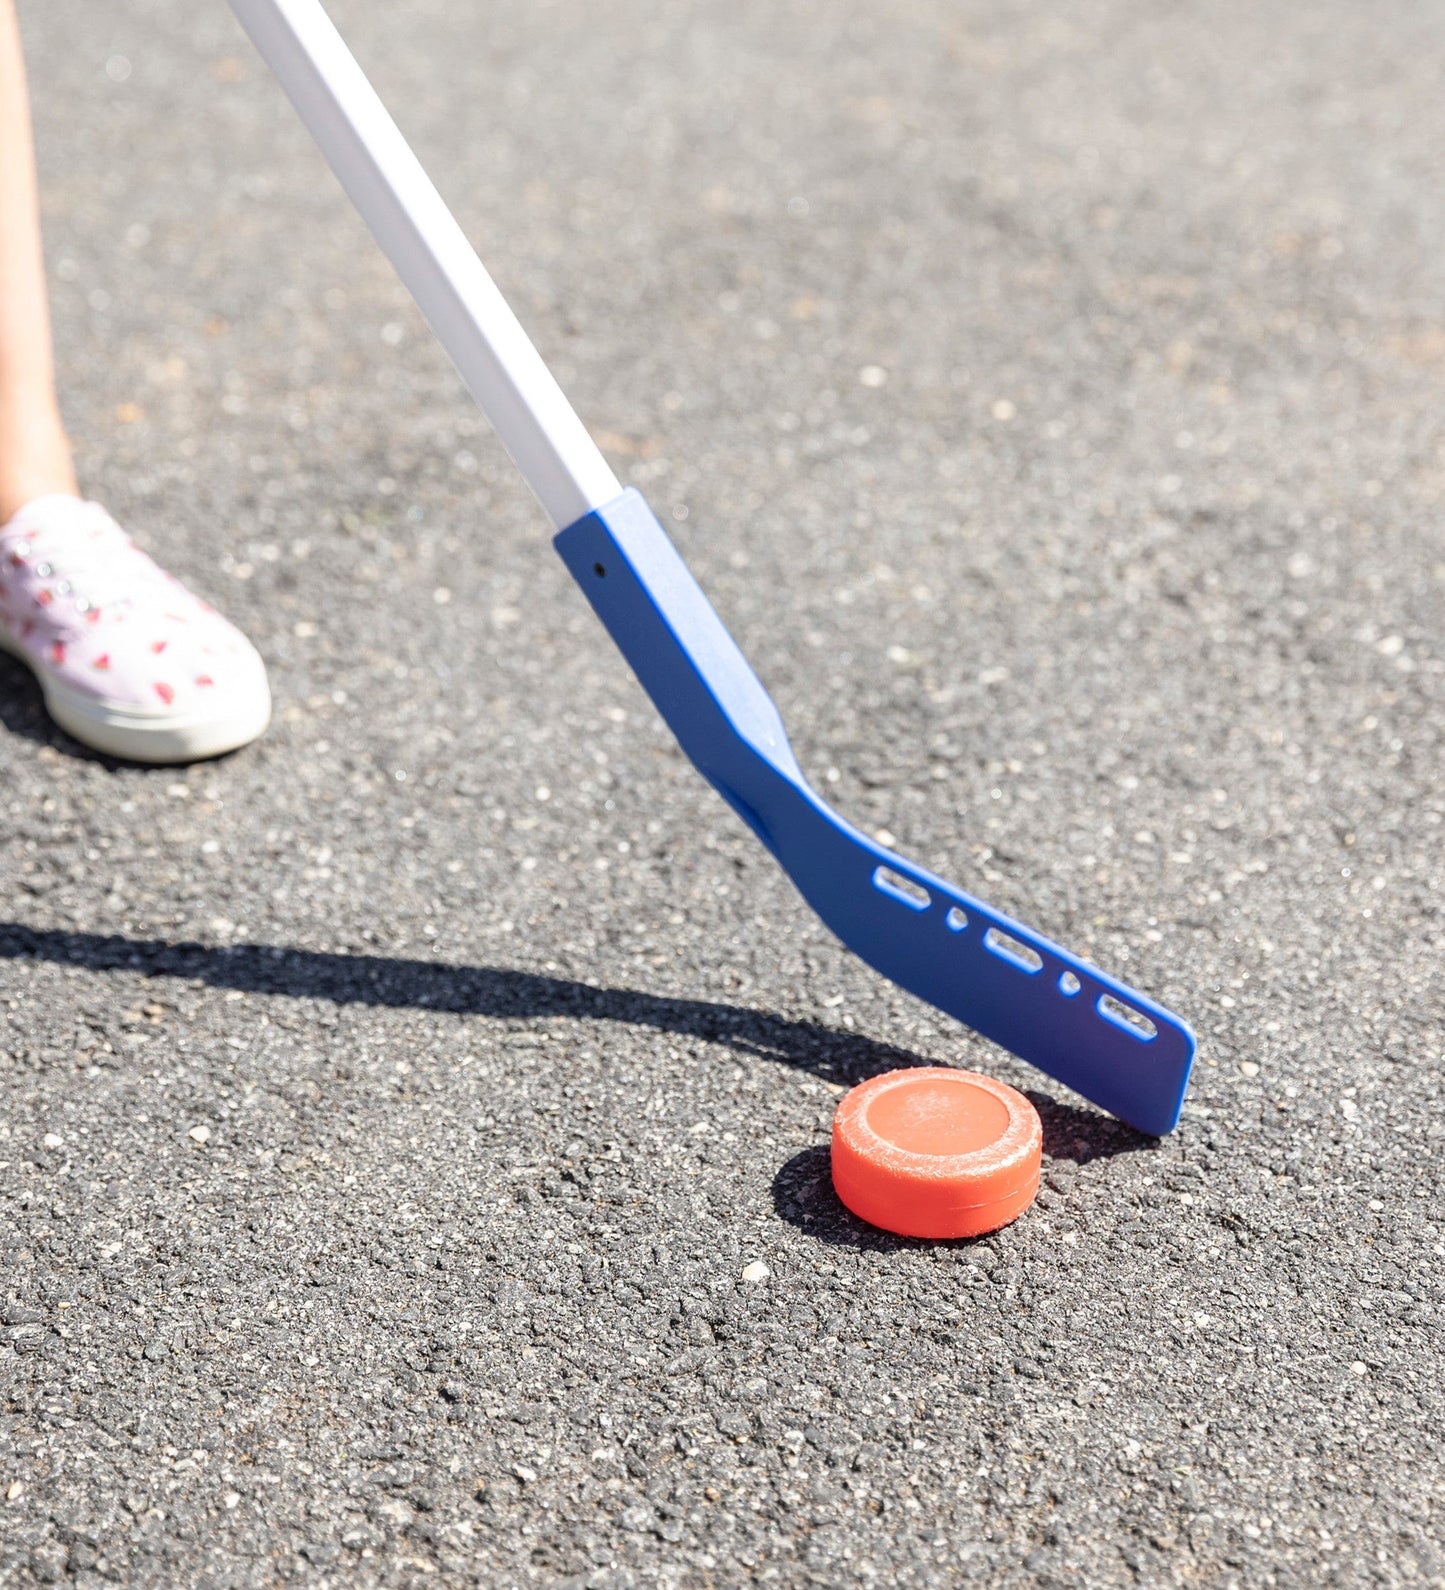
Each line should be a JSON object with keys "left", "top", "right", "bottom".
{"left": 0, "top": 924, "right": 1154, "bottom": 1213}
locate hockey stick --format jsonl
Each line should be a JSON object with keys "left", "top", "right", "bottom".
{"left": 226, "top": 0, "right": 1197, "bottom": 1134}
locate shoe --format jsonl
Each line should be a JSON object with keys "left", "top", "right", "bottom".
{"left": 0, "top": 494, "right": 271, "bottom": 763}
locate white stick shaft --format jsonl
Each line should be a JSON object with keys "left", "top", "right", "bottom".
{"left": 227, "top": 0, "right": 621, "bottom": 530}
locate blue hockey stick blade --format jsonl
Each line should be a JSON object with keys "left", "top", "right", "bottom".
{"left": 556, "top": 489, "right": 1197, "bottom": 1135}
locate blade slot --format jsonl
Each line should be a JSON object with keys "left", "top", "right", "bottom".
{"left": 873, "top": 866, "right": 931, "bottom": 912}
{"left": 984, "top": 926, "right": 1044, "bottom": 974}
{"left": 1097, "top": 993, "right": 1158, "bottom": 1041}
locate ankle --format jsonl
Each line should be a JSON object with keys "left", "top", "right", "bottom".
{"left": 0, "top": 434, "right": 79, "bottom": 525}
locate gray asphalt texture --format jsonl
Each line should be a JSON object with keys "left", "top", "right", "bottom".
{"left": 3, "top": 0, "right": 1443, "bottom": 1585}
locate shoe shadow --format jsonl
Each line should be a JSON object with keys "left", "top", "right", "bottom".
{"left": 0, "top": 651, "right": 70, "bottom": 754}
{"left": 0, "top": 652, "right": 136, "bottom": 766}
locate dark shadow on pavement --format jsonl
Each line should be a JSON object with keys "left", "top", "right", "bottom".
{"left": 770, "top": 1145, "right": 939, "bottom": 1252}
{"left": 769, "top": 1095, "right": 1154, "bottom": 1248}
{"left": 0, "top": 651, "right": 79, "bottom": 756}
{"left": 1023, "top": 1091, "right": 1158, "bottom": 1165}
{"left": 4, "top": 922, "right": 1160, "bottom": 1246}
{"left": 0, "top": 922, "right": 932, "bottom": 1089}
{"left": 770, "top": 1146, "right": 1050, "bottom": 1253}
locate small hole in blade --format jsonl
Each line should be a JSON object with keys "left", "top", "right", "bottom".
{"left": 945, "top": 906, "right": 968, "bottom": 933}
{"left": 984, "top": 927, "right": 1043, "bottom": 974}
{"left": 1097, "top": 993, "right": 1158, "bottom": 1041}
{"left": 593, "top": 562, "right": 606, "bottom": 577}
{"left": 873, "top": 866, "right": 930, "bottom": 911}
{"left": 1059, "top": 971, "right": 1082, "bottom": 997}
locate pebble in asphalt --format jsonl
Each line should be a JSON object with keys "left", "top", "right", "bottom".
{"left": 2, "top": 0, "right": 1442, "bottom": 1584}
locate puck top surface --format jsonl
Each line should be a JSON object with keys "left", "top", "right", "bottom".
{"left": 830, "top": 1067, "right": 1042, "bottom": 1239}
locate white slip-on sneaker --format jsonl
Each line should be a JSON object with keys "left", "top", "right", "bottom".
{"left": 0, "top": 494, "right": 271, "bottom": 763}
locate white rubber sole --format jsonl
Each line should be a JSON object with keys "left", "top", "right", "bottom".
{"left": 0, "top": 629, "right": 271, "bottom": 764}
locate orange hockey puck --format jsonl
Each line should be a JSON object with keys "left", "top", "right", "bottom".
{"left": 831, "top": 1067, "right": 1042, "bottom": 1239}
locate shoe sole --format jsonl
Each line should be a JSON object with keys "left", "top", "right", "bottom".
{"left": 0, "top": 629, "right": 271, "bottom": 764}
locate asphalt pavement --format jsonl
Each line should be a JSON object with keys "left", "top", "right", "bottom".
{"left": 2, "top": 0, "right": 1442, "bottom": 1584}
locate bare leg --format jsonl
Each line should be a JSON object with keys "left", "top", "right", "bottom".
{"left": 0, "top": 3, "right": 269, "bottom": 760}
{"left": 0, "top": 0, "right": 78, "bottom": 522}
